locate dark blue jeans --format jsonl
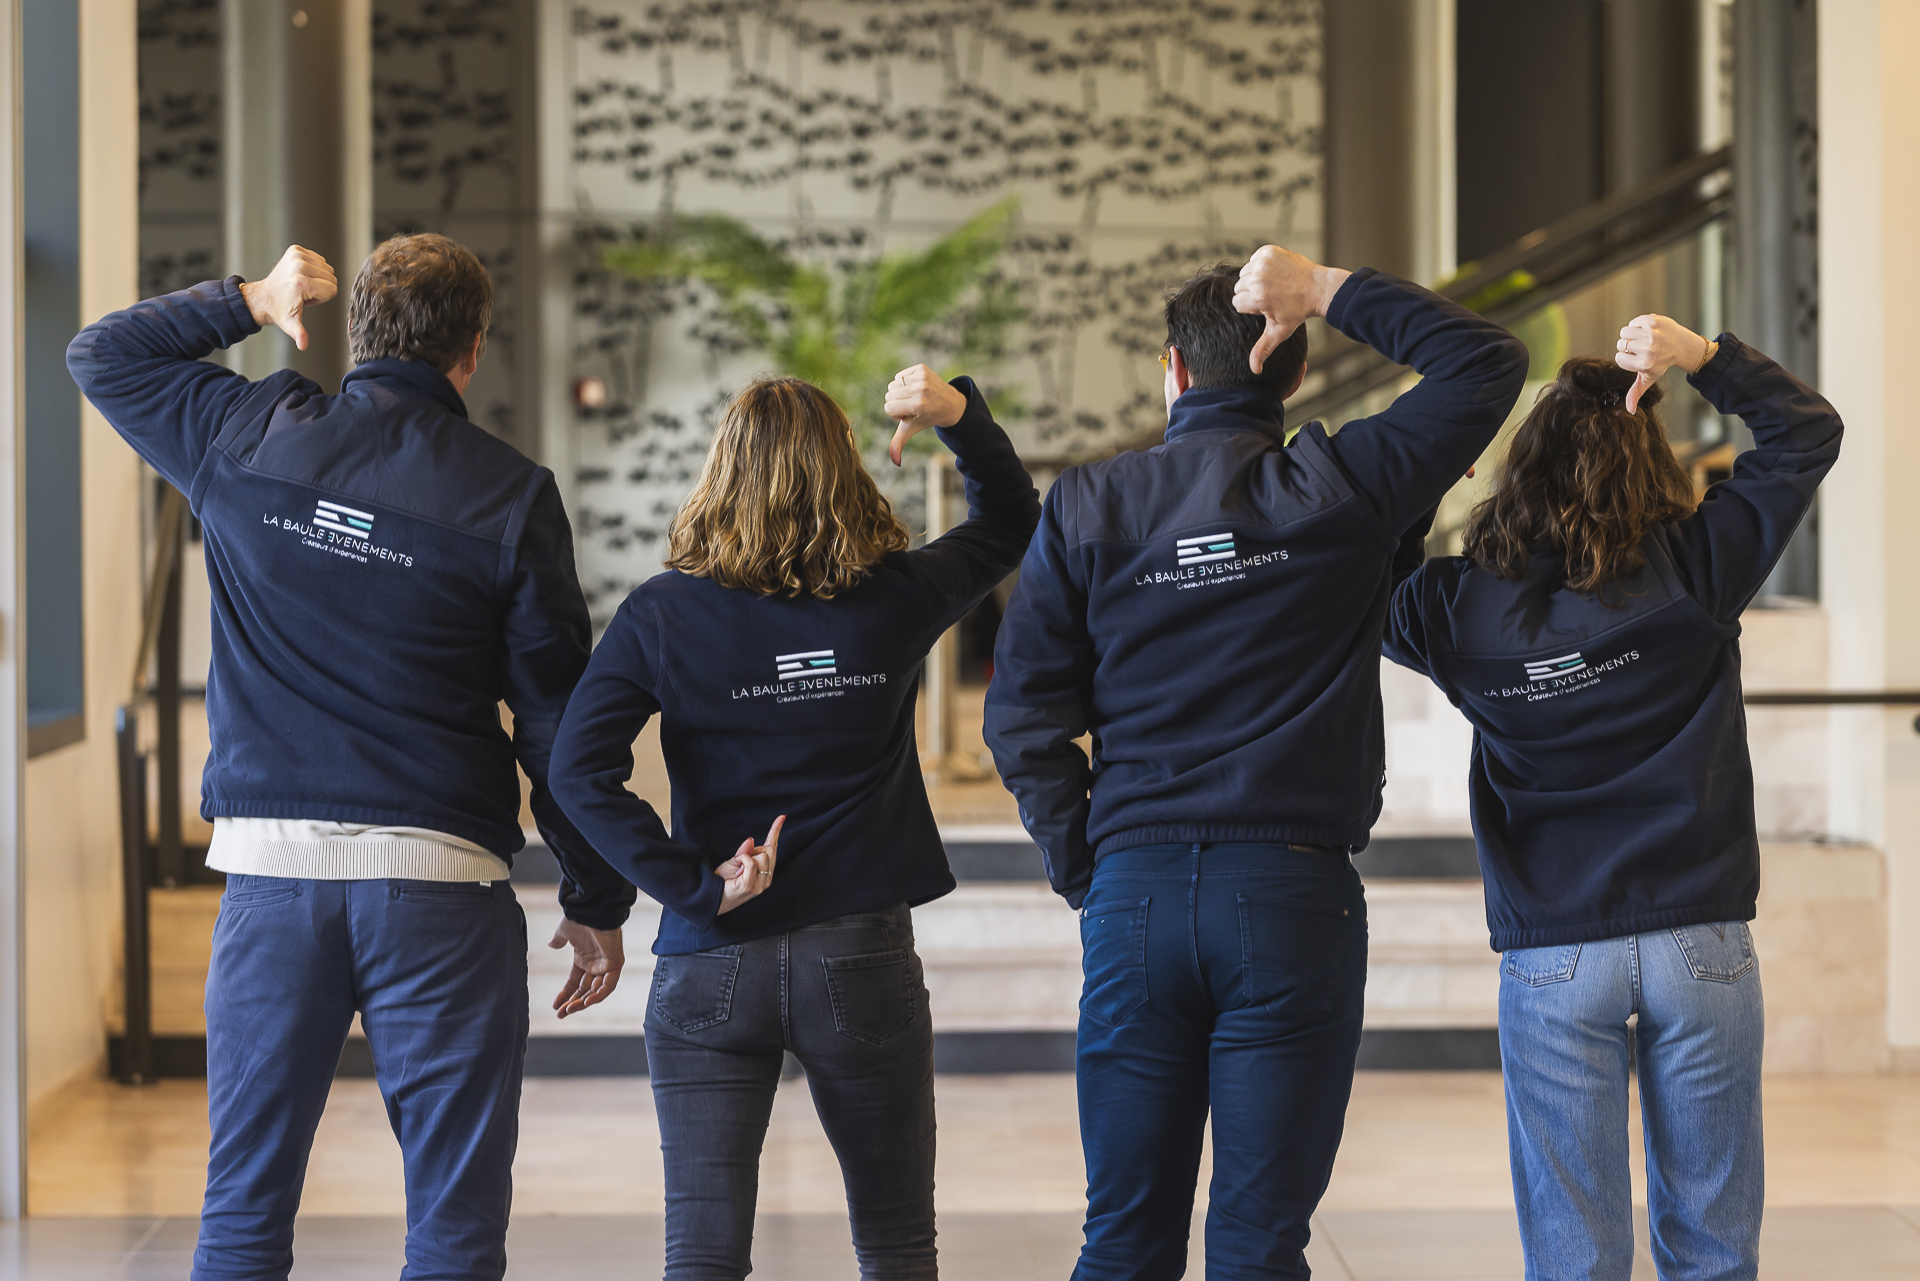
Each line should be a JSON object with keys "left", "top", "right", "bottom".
{"left": 194, "top": 875, "right": 528, "bottom": 1281}
{"left": 645, "top": 903, "right": 936, "bottom": 1281}
{"left": 1074, "top": 844, "right": 1368, "bottom": 1281}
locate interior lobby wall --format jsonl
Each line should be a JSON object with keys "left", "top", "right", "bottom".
{"left": 21, "top": 0, "right": 141, "bottom": 1116}
{"left": 552, "top": 1, "right": 1326, "bottom": 621}
{"left": 1816, "top": 0, "right": 1920, "bottom": 1068}
{"left": 371, "top": 0, "right": 541, "bottom": 459}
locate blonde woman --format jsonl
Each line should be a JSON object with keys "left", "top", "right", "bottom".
{"left": 551, "top": 366, "right": 1038, "bottom": 1281}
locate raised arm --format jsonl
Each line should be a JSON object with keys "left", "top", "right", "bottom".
{"left": 885, "top": 366, "right": 1042, "bottom": 632}
{"left": 1616, "top": 314, "right": 1842, "bottom": 621}
{"left": 1235, "top": 248, "right": 1529, "bottom": 536}
{"left": 500, "top": 476, "right": 638, "bottom": 934}
{"left": 66, "top": 246, "right": 335, "bottom": 494}
{"left": 982, "top": 485, "right": 1097, "bottom": 907}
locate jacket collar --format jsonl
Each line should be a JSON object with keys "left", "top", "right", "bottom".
{"left": 341, "top": 358, "right": 470, "bottom": 421}
{"left": 1162, "top": 385, "right": 1287, "bottom": 446}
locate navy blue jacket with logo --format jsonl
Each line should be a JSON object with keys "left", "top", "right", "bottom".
{"left": 983, "top": 270, "right": 1531, "bottom": 907}
{"left": 548, "top": 379, "right": 1040, "bottom": 955}
{"left": 1384, "top": 337, "right": 1842, "bottom": 951}
{"left": 67, "top": 277, "right": 636, "bottom": 928}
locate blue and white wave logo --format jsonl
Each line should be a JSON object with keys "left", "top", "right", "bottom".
{"left": 312, "top": 498, "right": 375, "bottom": 539}
{"left": 1176, "top": 531, "right": 1236, "bottom": 566}
{"left": 776, "top": 649, "right": 837, "bottom": 680}
{"left": 1525, "top": 652, "right": 1587, "bottom": 682}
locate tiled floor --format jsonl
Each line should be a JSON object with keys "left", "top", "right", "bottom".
{"left": 6, "top": 1207, "right": 1920, "bottom": 1279}
{"left": 22, "top": 1071, "right": 1920, "bottom": 1277}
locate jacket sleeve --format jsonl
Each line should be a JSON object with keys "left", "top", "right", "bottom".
{"left": 1382, "top": 564, "right": 1437, "bottom": 679}
{"left": 1663, "top": 336, "right": 1843, "bottom": 623}
{"left": 1316, "top": 270, "right": 1531, "bottom": 536}
{"left": 1381, "top": 507, "right": 1438, "bottom": 677}
{"left": 66, "top": 276, "right": 293, "bottom": 495}
{"left": 982, "top": 483, "right": 1097, "bottom": 907}
{"left": 904, "top": 375, "right": 1042, "bottom": 633}
{"left": 549, "top": 593, "right": 726, "bottom": 931}
{"left": 501, "top": 477, "right": 639, "bottom": 930}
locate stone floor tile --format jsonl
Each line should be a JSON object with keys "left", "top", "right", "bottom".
{"left": 1316, "top": 1208, "right": 1525, "bottom": 1278}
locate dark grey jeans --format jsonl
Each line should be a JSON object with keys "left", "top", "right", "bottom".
{"left": 645, "top": 903, "right": 936, "bottom": 1281}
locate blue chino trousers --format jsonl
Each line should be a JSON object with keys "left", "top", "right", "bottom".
{"left": 1073, "top": 843, "right": 1369, "bottom": 1281}
{"left": 1501, "top": 923, "right": 1765, "bottom": 1281}
{"left": 193, "top": 874, "right": 529, "bottom": 1281}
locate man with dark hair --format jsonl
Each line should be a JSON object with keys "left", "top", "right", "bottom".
{"left": 1162, "top": 262, "right": 1311, "bottom": 397}
{"left": 985, "top": 245, "right": 1528, "bottom": 1280}
{"left": 68, "top": 238, "right": 633, "bottom": 1281}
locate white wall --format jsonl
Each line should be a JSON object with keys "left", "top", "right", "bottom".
{"left": 1816, "top": 0, "right": 1920, "bottom": 1066}
{"left": 21, "top": 0, "right": 138, "bottom": 1116}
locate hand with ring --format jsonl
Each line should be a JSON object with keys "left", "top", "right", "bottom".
{"left": 714, "top": 814, "right": 785, "bottom": 915}
{"left": 1614, "top": 313, "right": 1716, "bottom": 414}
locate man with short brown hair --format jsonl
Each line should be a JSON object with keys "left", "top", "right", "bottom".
{"left": 69, "top": 237, "right": 632, "bottom": 1281}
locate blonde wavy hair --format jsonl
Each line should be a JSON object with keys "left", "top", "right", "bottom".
{"left": 667, "top": 378, "right": 910, "bottom": 598}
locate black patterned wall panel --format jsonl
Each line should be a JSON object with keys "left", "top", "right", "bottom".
{"left": 373, "top": 0, "right": 541, "bottom": 454}
{"left": 138, "top": 0, "right": 223, "bottom": 299}
{"left": 566, "top": 1, "right": 1324, "bottom": 615}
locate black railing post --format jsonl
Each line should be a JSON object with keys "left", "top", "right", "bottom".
{"left": 116, "top": 705, "right": 154, "bottom": 1085}
{"left": 154, "top": 516, "right": 183, "bottom": 888}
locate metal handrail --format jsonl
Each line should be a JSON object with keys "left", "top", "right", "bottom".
{"left": 116, "top": 478, "right": 194, "bottom": 1085}
{"left": 130, "top": 485, "right": 185, "bottom": 699}
{"left": 1287, "top": 145, "right": 1732, "bottom": 425}
{"left": 1743, "top": 690, "right": 1920, "bottom": 737}
{"left": 1442, "top": 145, "right": 1731, "bottom": 303}
{"left": 1744, "top": 691, "right": 1920, "bottom": 705}
{"left": 1042, "top": 145, "right": 1737, "bottom": 467}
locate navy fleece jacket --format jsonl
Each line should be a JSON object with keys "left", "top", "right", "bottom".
{"left": 68, "top": 277, "right": 635, "bottom": 928}
{"left": 984, "top": 269, "right": 1530, "bottom": 906}
{"left": 549, "top": 379, "right": 1040, "bottom": 955}
{"left": 1384, "top": 337, "right": 1842, "bottom": 951}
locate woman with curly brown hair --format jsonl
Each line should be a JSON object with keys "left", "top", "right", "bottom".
{"left": 551, "top": 366, "right": 1038, "bottom": 1281}
{"left": 1385, "top": 315, "right": 1842, "bottom": 1281}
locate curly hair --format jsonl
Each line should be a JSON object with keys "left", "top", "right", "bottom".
{"left": 1462, "top": 356, "right": 1697, "bottom": 595}
{"left": 667, "top": 378, "right": 910, "bottom": 598}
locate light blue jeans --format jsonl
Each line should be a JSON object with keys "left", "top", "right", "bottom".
{"left": 1500, "top": 922, "right": 1764, "bottom": 1281}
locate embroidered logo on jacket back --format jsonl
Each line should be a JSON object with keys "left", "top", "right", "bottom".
{"left": 1132, "top": 528, "right": 1287, "bottom": 591}
{"left": 777, "top": 649, "right": 837, "bottom": 679}
{"left": 1524, "top": 652, "right": 1586, "bottom": 682}
{"left": 1176, "top": 532, "right": 1236, "bottom": 565}
{"left": 312, "top": 499, "right": 375, "bottom": 538}
{"left": 261, "top": 493, "right": 414, "bottom": 569}
{"left": 733, "top": 647, "right": 886, "bottom": 704}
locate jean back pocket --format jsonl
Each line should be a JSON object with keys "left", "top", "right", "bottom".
{"left": 1504, "top": 943, "right": 1583, "bottom": 987}
{"left": 1237, "top": 891, "right": 1362, "bottom": 1020}
{"left": 821, "top": 947, "right": 924, "bottom": 1045}
{"left": 1079, "top": 897, "right": 1150, "bottom": 1027}
{"left": 1671, "top": 921, "right": 1756, "bottom": 983}
{"left": 650, "top": 947, "right": 744, "bottom": 1033}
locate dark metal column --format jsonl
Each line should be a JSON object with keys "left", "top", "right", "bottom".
{"left": 1323, "top": 0, "right": 1418, "bottom": 279}
{"left": 1735, "top": 0, "right": 1820, "bottom": 600}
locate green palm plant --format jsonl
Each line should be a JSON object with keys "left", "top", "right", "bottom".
{"left": 604, "top": 197, "right": 1023, "bottom": 453}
